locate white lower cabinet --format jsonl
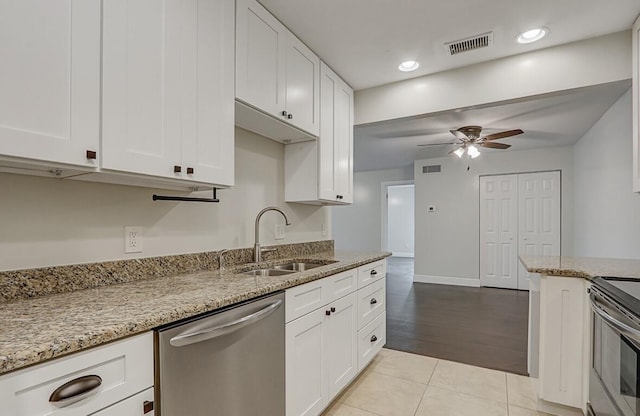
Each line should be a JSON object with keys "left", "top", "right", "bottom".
{"left": 537, "top": 275, "right": 590, "bottom": 413}
{"left": 0, "top": 333, "right": 153, "bottom": 416}
{"left": 285, "top": 260, "right": 387, "bottom": 416}
{"left": 93, "top": 387, "right": 154, "bottom": 416}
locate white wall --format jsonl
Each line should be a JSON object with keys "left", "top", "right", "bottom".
{"left": 332, "top": 166, "right": 413, "bottom": 251}
{"left": 355, "top": 31, "right": 631, "bottom": 125}
{"left": 574, "top": 89, "right": 640, "bottom": 258}
{"left": 387, "top": 184, "right": 414, "bottom": 256}
{"left": 414, "top": 146, "right": 575, "bottom": 283}
{"left": 0, "top": 128, "right": 329, "bottom": 271}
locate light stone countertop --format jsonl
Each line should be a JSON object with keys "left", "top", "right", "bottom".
{"left": 0, "top": 250, "right": 390, "bottom": 376}
{"left": 519, "top": 255, "right": 640, "bottom": 279}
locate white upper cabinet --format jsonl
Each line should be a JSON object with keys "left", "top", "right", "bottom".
{"left": 633, "top": 15, "right": 640, "bottom": 192}
{"left": 285, "top": 63, "right": 353, "bottom": 205}
{"left": 0, "top": 0, "right": 101, "bottom": 170}
{"left": 235, "top": 0, "right": 320, "bottom": 139}
{"left": 102, "top": 0, "right": 234, "bottom": 187}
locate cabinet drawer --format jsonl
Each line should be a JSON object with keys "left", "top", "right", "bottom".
{"left": 0, "top": 333, "right": 153, "bottom": 416}
{"left": 286, "top": 278, "right": 326, "bottom": 323}
{"left": 285, "top": 269, "right": 357, "bottom": 323}
{"left": 358, "top": 260, "right": 385, "bottom": 288}
{"left": 93, "top": 387, "right": 154, "bottom": 416}
{"left": 357, "top": 312, "right": 386, "bottom": 371}
{"left": 357, "top": 278, "right": 385, "bottom": 330}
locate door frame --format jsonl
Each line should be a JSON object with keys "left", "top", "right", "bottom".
{"left": 380, "top": 180, "right": 414, "bottom": 253}
{"left": 478, "top": 169, "right": 562, "bottom": 290}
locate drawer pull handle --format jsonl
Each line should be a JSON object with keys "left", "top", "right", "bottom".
{"left": 326, "top": 310, "right": 331, "bottom": 316}
{"left": 370, "top": 335, "right": 378, "bottom": 342}
{"left": 49, "top": 375, "right": 102, "bottom": 406}
{"left": 370, "top": 298, "right": 377, "bottom": 305}
{"left": 331, "top": 307, "right": 336, "bottom": 312}
{"left": 86, "top": 150, "right": 97, "bottom": 160}
{"left": 144, "top": 400, "right": 154, "bottom": 414}
{"left": 187, "top": 167, "right": 194, "bottom": 175}
{"left": 370, "top": 270, "right": 378, "bottom": 276}
{"left": 174, "top": 165, "right": 182, "bottom": 173}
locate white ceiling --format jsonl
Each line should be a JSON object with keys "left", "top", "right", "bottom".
{"left": 259, "top": 0, "right": 640, "bottom": 90}
{"left": 258, "top": 0, "right": 639, "bottom": 172}
{"left": 353, "top": 81, "right": 631, "bottom": 172}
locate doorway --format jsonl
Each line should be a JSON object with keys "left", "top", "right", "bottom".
{"left": 381, "top": 182, "right": 414, "bottom": 257}
{"left": 479, "top": 171, "right": 561, "bottom": 290}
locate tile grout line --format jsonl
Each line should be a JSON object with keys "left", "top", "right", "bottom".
{"left": 505, "top": 372, "right": 510, "bottom": 416}
{"left": 412, "top": 359, "right": 440, "bottom": 416}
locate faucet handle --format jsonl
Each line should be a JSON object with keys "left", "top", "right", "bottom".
{"left": 218, "top": 249, "right": 230, "bottom": 273}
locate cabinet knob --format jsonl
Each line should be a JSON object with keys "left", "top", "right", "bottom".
{"left": 330, "top": 307, "right": 336, "bottom": 313}
{"left": 187, "top": 167, "right": 194, "bottom": 175}
{"left": 174, "top": 165, "right": 182, "bottom": 173}
{"left": 143, "top": 401, "right": 154, "bottom": 414}
{"left": 86, "top": 150, "right": 97, "bottom": 160}
{"left": 287, "top": 113, "right": 293, "bottom": 120}
{"left": 370, "top": 335, "right": 378, "bottom": 342}
{"left": 370, "top": 298, "right": 377, "bottom": 305}
{"left": 281, "top": 110, "right": 288, "bottom": 117}
{"left": 325, "top": 310, "right": 331, "bottom": 316}
{"left": 370, "top": 270, "right": 378, "bottom": 276}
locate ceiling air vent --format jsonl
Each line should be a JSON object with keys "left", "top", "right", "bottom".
{"left": 423, "top": 165, "right": 441, "bottom": 174}
{"left": 445, "top": 32, "right": 493, "bottom": 56}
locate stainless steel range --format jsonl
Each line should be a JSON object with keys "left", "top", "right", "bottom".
{"left": 589, "top": 277, "right": 640, "bottom": 416}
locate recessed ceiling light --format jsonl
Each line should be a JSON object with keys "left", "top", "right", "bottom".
{"left": 517, "top": 27, "right": 548, "bottom": 44}
{"left": 398, "top": 60, "right": 419, "bottom": 72}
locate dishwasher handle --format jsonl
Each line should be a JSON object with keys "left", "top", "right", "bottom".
{"left": 169, "top": 299, "right": 283, "bottom": 347}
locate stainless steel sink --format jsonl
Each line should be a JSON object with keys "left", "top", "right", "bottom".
{"left": 273, "top": 262, "right": 328, "bottom": 272}
{"left": 243, "top": 269, "right": 296, "bottom": 277}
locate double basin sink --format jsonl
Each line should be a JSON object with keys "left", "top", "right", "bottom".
{"left": 243, "top": 261, "right": 335, "bottom": 277}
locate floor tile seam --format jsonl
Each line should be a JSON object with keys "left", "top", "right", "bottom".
{"left": 426, "top": 382, "right": 510, "bottom": 404}
{"left": 337, "top": 402, "right": 386, "bottom": 416}
{"left": 505, "top": 372, "right": 510, "bottom": 416}
{"left": 366, "top": 366, "right": 431, "bottom": 387}
{"left": 412, "top": 383, "right": 430, "bottom": 416}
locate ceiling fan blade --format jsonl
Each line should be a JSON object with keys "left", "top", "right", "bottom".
{"left": 448, "top": 146, "right": 463, "bottom": 154}
{"left": 482, "top": 129, "right": 524, "bottom": 141}
{"left": 479, "top": 142, "right": 511, "bottom": 150}
{"left": 417, "top": 142, "right": 457, "bottom": 147}
{"left": 457, "top": 125, "right": 483, "bottom": 138}
{"left": 449, "top": 129, "right": 468, "bottom": 140}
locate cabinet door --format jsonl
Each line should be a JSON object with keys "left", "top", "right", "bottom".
{"left": 102, "top": 0, "right": 183, "bottom": 179}
{"left": 0, "top": 0, "right": 100, "bottom": 168}
{"left": 326, "top": 293, "right": 358, "bottom": 399}
{"left": 334, "top": 78, "right": 354, "bottom": 203}
{"left": 318, "top": 64, "right": 337, "bottom": 201}
{"left": 633, "top": 15, "right": 640, "bottom": 192}
{"left": 235, "top": 0, "right": 286, "bottom": 118}
{"left": 285, "top": 32, "right": 320, "bottom": 136}
{"left": 180, "top": 0, "right": 235, "bottom": 186}
{"left": 93, "top": 388, "right": 154, "bottom": 416}
{"left": 286, "top": 308, "right": 328, "bottom": 416}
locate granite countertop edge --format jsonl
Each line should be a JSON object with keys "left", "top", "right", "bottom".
{"left": 519, "top": 255, "right": 640, "bottom": 280}
{"left": 0, "top": 251, "right": 391, "bottom": 376}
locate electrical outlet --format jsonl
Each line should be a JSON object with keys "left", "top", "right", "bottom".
{"left": 275, "top": 224, "right": 285, "bottom": 240}
{"left": 125, "top": 226, "right": 143, "bottom": 253}
{"left": 321, "top": 223, "right": 328, "bottom": 237}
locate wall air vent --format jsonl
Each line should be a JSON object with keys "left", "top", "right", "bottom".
{"left": 422, "top": 165, "right": 441, "bottom": 174}
{"left": 444, "top": 32, "right": 493, "bottom": 55}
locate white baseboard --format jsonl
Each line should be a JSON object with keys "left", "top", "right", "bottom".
{"left": 391, "top": 252, "right": 414, "bottom": 258}
{"left": 413, "top": 274, "right": 481, "bottom": 287}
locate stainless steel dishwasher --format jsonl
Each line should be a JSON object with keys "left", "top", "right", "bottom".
{"left": 155, "top": 292, "right": 285, "bottom": 416}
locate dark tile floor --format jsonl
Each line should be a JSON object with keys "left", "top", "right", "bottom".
{"left": 385, "top": 257, "right": 529, "bottom": 375}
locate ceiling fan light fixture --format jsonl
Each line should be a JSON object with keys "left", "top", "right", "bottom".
{"left": 398, "top": 60, "right": 419, "bottom": 72}
{"left": 517, "top": 27, "right": 548, "bottom": 44}
{"left": 467, "top": 145, "right": 481, "bottom": 159}
{"left": 453, "top": 147, "right": 465, "bottom": 158}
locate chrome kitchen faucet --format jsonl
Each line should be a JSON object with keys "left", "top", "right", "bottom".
{"left": 254, "top": 206, "right": 291, "bottom": 263}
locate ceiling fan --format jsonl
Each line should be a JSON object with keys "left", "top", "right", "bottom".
{"left": 419, "top": 125, "right": 524, "bottom": 158}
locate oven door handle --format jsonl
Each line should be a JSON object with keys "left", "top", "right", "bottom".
{"left": 169, "top": 299, "right": 282, "bottom": 347}
{"left": 590, "top": 292, "right": 640, "bottom": 341}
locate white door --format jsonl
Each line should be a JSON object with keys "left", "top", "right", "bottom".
{"left": 326, "top": 293, "right": 357, "bottom": 399}
{"left": 285, "top": 32, "right": 320, "bottom": 136}
{"left": 235, "top": 0, "right": 286, "bottom": 118}
{"left": 102, "top": 0, "right": 184, "bottom": 179}
{"left": 286, "top": 308, "right": 328, "bottom": 416}
{"left": 386, "top": 185, "right": 415, "bottom": 257}
{"left": 480, "top": 175, "right": 519, "bottom": 289}
{"left": 180, "top": 0, "right": 235, "bottom": 187}
{"left": 0, "top": 0, "right": 100, "bottom": 168}
{"left": 518, "top": 171, "right": 561, "bottom": 290}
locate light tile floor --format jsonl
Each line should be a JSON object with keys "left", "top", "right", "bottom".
{"left": 322, "top": 348, "right": 550, "bottom": 416}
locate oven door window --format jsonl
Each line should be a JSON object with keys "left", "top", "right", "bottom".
{"left": 597, "top": 316, "right": 640, "bottom": 416}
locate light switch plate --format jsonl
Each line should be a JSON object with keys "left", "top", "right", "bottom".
{"left": 275, "top": 224, "right": 285, "bottom": 240}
